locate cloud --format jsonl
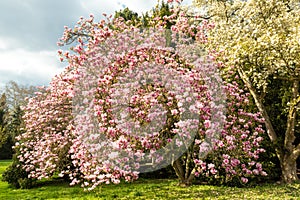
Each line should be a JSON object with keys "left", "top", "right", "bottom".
{"left": 114, "top": 0, "right": 192, "bottom": 15}
{"left": 116, "top": 0, "right": 157, "bottom": 14}
{"left": 0, "top": 0, "right": 92, "bottom": 87}
{"left": 80, "top": 0, "right": 120, "bottom": 16}
{"left": 0, "top": 0, "right": 193, "bottom": 88}
{"left": 0, "top": 0, "right": 92, "bottom": 51}
{"left": 0, "top": 48, "right": 63, "bottom": 86}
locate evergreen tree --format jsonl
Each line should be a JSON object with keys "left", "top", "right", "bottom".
{"left": 0, "top": 93, "right": 8, "bottom": 149}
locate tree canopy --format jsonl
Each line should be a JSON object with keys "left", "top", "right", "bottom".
{"left": 194, "top": 0, "right": 300, "bottom": 183}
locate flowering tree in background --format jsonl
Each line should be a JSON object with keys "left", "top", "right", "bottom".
{"left": 10, "top": 1, "right": 267, "bottom": 190}
{"left": 194, "top": 0, "right": 300, "bottom": 183}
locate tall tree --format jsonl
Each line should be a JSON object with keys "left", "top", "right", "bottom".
{"left": 4, "top": 81, "right": 37, "bottom": 109}
{"left": 0, "top": 93, "right": 8, "bottom": 149}
{"left": 114, "top": 7, "right": 139, "bottom": 25}
{"left": 6, "top": 105, "right": 25, "bottom": 143}
{"left": 113, "top": 1, "right": 176, "bottom": 29}
{"left": 194, "top": 0, "right": 300, "bottom": 183}
{"left": 0, "top": 81, "right": 36, "bottom": 159}
{"left": 151, "top": 1, "right": 175, "bottom": 28}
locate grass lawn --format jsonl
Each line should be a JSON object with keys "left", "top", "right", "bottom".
{"left": 1, "top": 160, "right": 300, "bottom": 200}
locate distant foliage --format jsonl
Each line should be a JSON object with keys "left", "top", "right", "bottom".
{"left": 0, "top": 93, "right": 8, "bottom": 149}
{"left": 0, "top": 81, "right": 36, "bottom": 159}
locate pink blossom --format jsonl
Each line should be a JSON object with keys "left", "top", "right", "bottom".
{"left": 241, "top": 177, "right": 248, "bottom": 184}
{"left": 208, "top": 163, "right": 215, "bottom": 169}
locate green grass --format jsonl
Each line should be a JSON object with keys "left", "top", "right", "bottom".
{"left": 1, "top": 160, "right": 300, "bottom": 200}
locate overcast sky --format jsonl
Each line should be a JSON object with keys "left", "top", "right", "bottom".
{"left": 0, "top": 0, "right": 192, "bottom": 88}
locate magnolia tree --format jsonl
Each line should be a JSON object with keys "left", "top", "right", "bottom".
{"left": 14, "top": 1, "right": 267, "bottom": 190}
{"left": 194, "top": 0, "right": 300, "bottom": 183}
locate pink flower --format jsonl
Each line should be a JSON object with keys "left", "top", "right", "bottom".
{"left": 171, "top": 109, "right": 179, "bottom": 115}
{"left": 210, "top": 168, "right": 217, "bottom": 175}
{"left": 241, "top": 177, "right": 248, "bottom": 184}
{"left": 260, "top": 171, "right": 268, "bottom": 176}
{"left": 194, "top": 159, "right": 202, "bottom": 165}
{"left": 223, "top": 159, "right": 229, "bottom": 165}
{"left": 256, "top": 163, "right": 262, "bottom": 169}
{"left": 230, "top": 158, "right": 240, "bottom": 167}
{"left": 204, "top": 120, "right": 211, "bottom": 128}
{"left": 252, "top": 169, "right": 259, "bottom": 175}
{"left": 208, "top": 163, "right": 215, "bottom": 170}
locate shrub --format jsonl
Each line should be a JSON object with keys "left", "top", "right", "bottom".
{"left": 2, "top": 157, "right": 36, "bottom": 189}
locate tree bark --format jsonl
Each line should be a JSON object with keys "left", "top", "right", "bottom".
{"left": 238, "top": 68, "right": 300, "bottom": 183}
{"left": 172, "top": 159, "right": 185, "bottom": 183}
{"left": 172, "top": 157, "right": 196, "bottom": 186}
{"left": 284, "top": 80, "right": 298, "bottom": 151}
{"left": 280, "top": 80, "right": 299, "bottom": 183}
{"left": 237, "top": 69, "right": 280, "bottom": 153}
{"left": 280, "top": 154, "right": 298, "bottom": 183}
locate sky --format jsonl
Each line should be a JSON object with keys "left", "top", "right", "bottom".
{"left": 0, "top": 0, "right": 192, "bottom": 89}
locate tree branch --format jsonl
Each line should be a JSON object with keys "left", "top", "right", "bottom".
{"left": 273, "top": 76, "right": 300, "bottom": 81}
{"left": 187, "top": 168, "right": 196, "bottom": 185}
{"left": 65, "top": 31, "right": 94, "bottom": 45}
{"left": 237, "top": 68, "right": 281, "bottom": 157}
{"left": 295, "top": 94, "right": 300, "bottom": 107}
{"left": 284, "top": 80, "right": 298, "bottom": 153}
{"left": 293, "top": 143, "right": 300, "bottom": 158}
{"left": 185, "top": 14, "right": 214, "bottom": 20}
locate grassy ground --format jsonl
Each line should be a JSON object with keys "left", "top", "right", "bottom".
{"left": 1, "top": 160, "right": 300, "bottom": 200}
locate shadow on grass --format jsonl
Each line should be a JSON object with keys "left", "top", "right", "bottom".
{"left": 1, "top": 159, "right": 300, "bottom": 200}
{"left": 1, "top": 177, "right": 300, "bottom": 200}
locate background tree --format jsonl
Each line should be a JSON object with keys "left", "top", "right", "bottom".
{"left": 4, "top": 81, "right": 37, "bottom": 109}
{"left": 194, "top": 0, "right": 300, "bottom": 183}
{"left": 113, "top": 1, "right": 175, "bottom": 29}
{"left": 151, "top": 1, "right": 175, "bottom": 29}
{"left": 0, "top": 93, "right": 8, "bottom": 149}
{"left": 2, "top": 105, "right": 25, "bottom": 158}
{"left": 114, "top": 7, "right": 140, "bottom": 26}
{"left": 0, "top": 81, "right": 37, "bottom": 159}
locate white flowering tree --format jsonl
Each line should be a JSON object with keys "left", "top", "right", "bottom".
{"left": 194, "top": 0, "right": 300, "bottom": 183}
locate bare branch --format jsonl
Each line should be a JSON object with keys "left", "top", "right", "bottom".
{"left": 273, "top": 76, "right": 300, "bottom": 81}
{"left": 185, "top": 14, "right": 214, "bottom": 20}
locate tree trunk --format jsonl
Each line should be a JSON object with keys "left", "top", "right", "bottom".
{"left": 172, "top": 158, "right": 195, "bottom": 187}
{"left": 281, "top": 80, "right": 300, "bottom": 183}
{"left": 237, "top": 68, "right": 300, "bottom": 183}
{"left": 172, "top": 159, "right": 185, "bottom": 183}
{"left": 280, "top": 154, "right": 299, "bottom": 183}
